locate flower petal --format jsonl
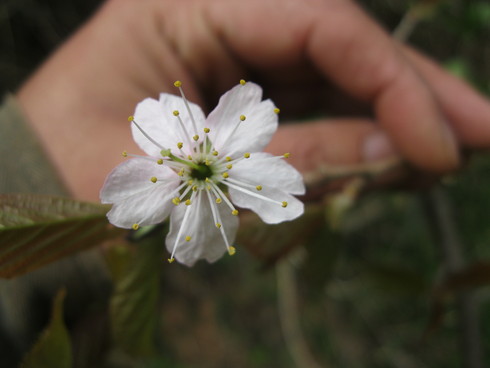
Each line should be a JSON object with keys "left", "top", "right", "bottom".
{"left": 100, "top": 158, "right": 181, "bottom": 228}
{"left": 100, "top": 158, "right": 178, "bottom": 203}
{"left": 230, "top": 152, "right": 305, "bottom": 195}
{"left": 166, "top": 192, "right": 239, "bottom": 266}
{"left": 206, "top": 82, "right": 278, "bottom": 157}
{"left": 229, "top": 186, "right": 304, "bottom": 224}
{"left": 133, "top": 93, "right": 206, "bottom": 156}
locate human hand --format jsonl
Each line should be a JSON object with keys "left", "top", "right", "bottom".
{"left": 17, "top": 0, "right": 490, "bottom": 201}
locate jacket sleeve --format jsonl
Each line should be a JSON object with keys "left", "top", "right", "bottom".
{"left": 0, "top": 94, "right": 68, "bottom": 195}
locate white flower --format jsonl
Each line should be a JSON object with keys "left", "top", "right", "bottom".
{"left": 100, "top": 80, "right": 305, "bottom": 266}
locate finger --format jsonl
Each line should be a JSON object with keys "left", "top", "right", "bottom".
{"left": 402, "top": 46, "right": 490, "bottom": 148}
{"left": 205, "top": 0, "right": 459, "bottom": 172}
{"left": 266, "top": 119, "right": 397, "bottom": 173}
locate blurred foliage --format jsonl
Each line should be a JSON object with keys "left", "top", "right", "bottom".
{"left": 1, "top": 0, "right": 490, "bottom": 368}
{"left": 0, "top": 194, "right": 124, "bottom": 278}
{"left": 21, "top": 289, "right": 72, "bottom": 368}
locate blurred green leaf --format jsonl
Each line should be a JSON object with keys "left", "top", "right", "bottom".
{"left": 21, "top": 288, "right": 72, "bottom": 368}
{"left": 107, "top": 238, "right": 162, "bottom": 357}
{"left": 0, "top": 194, "right": 124, "bottom": 278}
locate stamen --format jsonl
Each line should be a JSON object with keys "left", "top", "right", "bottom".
{"left": 282, "top": 201, "right": 288, "bottom": 208}
{"left": 132, "top": 223, "right": 139, "bottom": 230}
{"left": 173, "top": 111, "right": 194, "bottom": 151}
{"left": 169, "top": 190, "right": 196, "bottom": 261}
{"left": 174, "top": 81, "right": 199, "bottom": 137}
{"left": 283, "top": 153, "right": 290, "bottom": 158}
{"left": 209, "top": 181, "right": 237, "bottom": 214}
{"left": 185, "top": 236, "right": 192, "bottom": 242}
{"left": 150, "top": 177, "right": 157, "bottom": 183}
{"left": 239, "top": 79, "right": 246, "bottom": 85}
{"left": 232, "top": 210, "right": 239, "bottom": 216}
{"left": 172, "top": 197, "right": 181, "bottom": 205}
{"left": 243, "top": 153, "right": 250, "bottom": 158}
{"left": 228, "top": 246, "right": 236, "bottom": 256}
{"left": 222, "top": 172, "right": 229, "bottom": 178}
{"left": 131, "top": 119, "right": 166, "bottom": 150}
{"left": 256, "top": 185, "right": 262, "bottom": 191}
{"left": 205, "top": 189, "right": 234, "bottom": 254}
{"left": 274, "top": 108, "right": 280, "bottom": 114}
{"left": 177, "top": 142, "right": 183, "bottom": 149}
{"left": 226, "top": 164, "right": 233, "bottom": 170}
{"left": 225, "top": 180, "right": 287, "bottom": 207}
{"left": 204, "top": 128, "right": 210, "bottom": 133}
{"left": 122, "top": 151, "right": 128, "bottom": 157}
{"left": 157, "top": 159, "right": 164, "bottom": 165}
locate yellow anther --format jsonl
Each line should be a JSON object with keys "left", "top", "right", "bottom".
{"left": 160, "top": 149, "right": 171, "bottom": 157}
{"left": 222, "top": 172, "right": 229, "bottom": 178}
{"left": 243, "top": 153, "right": 250, "bottom": 159}
{"left": 157, "top": 159, "right": 164, "bottom": 165}
{"left": 232, "top": 209, "right": 239, "bottom": 216}
{"left": 188, "top": 179, "right": 194, "bottom": 185}
{"left": 204, "top": 127, "right": 210, "bottom": 133}
{"left": 173, "top": 110, "right": 180, "bottom": 116}
{"left": 177, "top": 142, "right": 183, "bottom": 149}
{"left": 150, "top": 177, "right": 157, "bottom": 183}
{"left": 132, "top": 223, "right": 139, "bottom": 230}
{"left": 127, "top": 116, "right": 134, "bottom": 122}
{"left": 168, "top": 257, "right": 175, "bottom": 263}
{"left": 122, "top": 151, "right": 128, "bottom": 157}
{"left": 188, "top": 155, "right": 193, "bottom": 160}
{"left": 205, "top": 159, "right": 211, "bottom": 166}
{"left": 192, "top": 186, "right": 198, "bottom": 192}
{"left": 240, "top": 115, "right": 246, "bottom": 121}
{"left": 178, "top": 169, "right": 185, "bottom": 177}
{"left": 215, "top": 198, "right": 222, "bottom": 204}
{"left": 206, "top": 185, "right": 211, "bottom": 190}
{"left": 226, "top": 164, "right": 233, "bottom": 170}
{"left": 228, "top": 246, "right": 236, "bottom": 256}
{"left": 216, "top": 223, "right": 222, "bottom": 228}
{"left": 225, "top": 156, "right": 232, "bottom": 162}
{"left": 174, "top": 80, "right": 182, "bottom": 87}
{"left": 256, "top": 185, "right": 262, "bottom": 191}
{"left": 205, "top": 178, "right": 210, "bottom": 183}
{"left": 212, "top": 150, "right": 219, "bottom": 156}
{"left": 283, "top": 152, "right": 290, "bottom": 158}
{"left": 185, "top": 236, "right": 192, "bottom": 242}
{"left": 193, "top": 135, "right": 199, "bottom": 141}
{"left": 172, "top": 197, "right": 181, "bottom": 205}
{"left": 282, "top": 201, "right": 288, "bottom": 208}
{"left": 185, "top": 199, "right": 192, "bottom": 206}
{"left": 274, "top": 108, "right": 280, "bottom": 114}
{"left": 239, "top": 79, "right": 246, "bottom": 85}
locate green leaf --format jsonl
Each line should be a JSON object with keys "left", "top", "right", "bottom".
{"left": 0, "top": 194, "right": 124, "bottom": 278}
{"left": 107, "top": 237, "right": 163, "bottom": 357}
{"left": 21, "top": 288, "right": 72, "bottom": 368}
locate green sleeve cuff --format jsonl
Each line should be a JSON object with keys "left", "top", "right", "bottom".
{"left": 0, "top": 95, "right": 68, "bottom": 195}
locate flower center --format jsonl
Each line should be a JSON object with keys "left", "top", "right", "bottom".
{"left": 190, "top": 162, "right": 214, "bottom": 181}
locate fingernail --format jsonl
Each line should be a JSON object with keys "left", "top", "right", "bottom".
{"left": 362, "top": 131, "right": 397, "bottom": 162}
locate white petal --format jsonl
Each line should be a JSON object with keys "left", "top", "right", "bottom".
{"left": 166, "top": 191, "right": 239, "bottom": 266}
{"left": 100, "top": 158, "right": 181, "bottom": 228}
{"left": 230, "top": 152, "right": 305, "bottom": 195}
{"left": 132, "top": 93, "right": 206, "bottom": 156}
{"left": 100, "top": 158, "right": 178, "bottom": 203}
{"left": 229, "top": 186, "right": 304, "bottom": 224}
{"left": 206, "top": 82, "right": 278, "bottom": 157}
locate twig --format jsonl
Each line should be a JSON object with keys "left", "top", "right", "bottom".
{"left": 276, "top": 254, "right": 325, "bottom": 368}
{"left": 423, "top": 187, "right": 483, "bottom": 368}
